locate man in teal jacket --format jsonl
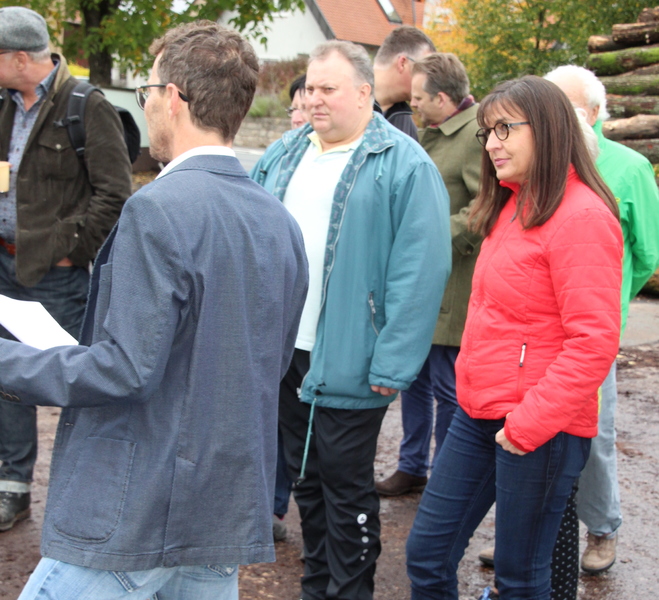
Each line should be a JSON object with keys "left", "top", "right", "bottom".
{"left": 546, "top": 65, "right": 659, "bottom": 574}
{"left": 252, "top": 41, "right": 451, "bottom": 600}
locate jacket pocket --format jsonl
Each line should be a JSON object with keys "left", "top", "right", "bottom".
{"left": 36, "top": 129, "right": 78, "bottom": 180}
{"left": 53, "top": 437, "right": 136, "bottom": 542}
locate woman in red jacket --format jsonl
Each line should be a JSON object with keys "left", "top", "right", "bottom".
{"left": 406, "top": 75, "right": 622, "bottom": 600}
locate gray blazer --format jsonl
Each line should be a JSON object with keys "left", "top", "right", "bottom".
{"left": 0, "top": 155, "right": 308, "bottom": 571}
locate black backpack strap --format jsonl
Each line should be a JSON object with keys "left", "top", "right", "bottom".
{"left": 56, "top": 80, "right": 103, "bottom": 160}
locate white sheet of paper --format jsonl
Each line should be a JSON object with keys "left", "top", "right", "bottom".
{"left": 0, "top": 294, "right": 78, "bottom": 350}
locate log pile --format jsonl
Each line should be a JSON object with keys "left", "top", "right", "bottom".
{"left": 587, "top": 7, "right": 659, "bottom": 296}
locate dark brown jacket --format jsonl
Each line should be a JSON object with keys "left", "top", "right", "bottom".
{"left": 0, "top": 54, "right": 132, "bottom": 286}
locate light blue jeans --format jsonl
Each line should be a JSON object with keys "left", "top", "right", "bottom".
{"left": 576, "top": 362, "right": 622, "bottom": 537}
{"left": 18, "top": 558, "right": 239, "bottom": 600}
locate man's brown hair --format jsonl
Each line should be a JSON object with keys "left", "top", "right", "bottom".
{"left": 412, "top": 53, "right": 470, "bottom": 106}
{"left": 374, "top": 25, "right": 435, "bottom": 65}
{"left": 469, "top": 75, "right": 618, "bottom": 237}
{"left": 149, "top": 21, "right": 259, "bottom": 142}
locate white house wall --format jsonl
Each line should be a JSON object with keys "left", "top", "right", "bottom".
{"left": 219, "top": 7, "right": 328, "bottom": 61}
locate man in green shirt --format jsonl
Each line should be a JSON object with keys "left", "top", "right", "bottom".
{"left": 546, "top": 64, "right": 659, "bottom": 574}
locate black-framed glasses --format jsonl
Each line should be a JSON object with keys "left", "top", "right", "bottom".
{"left": 286, "top": 106, "right": 303, "bottom": 117}
{"left": 134, "top": 84, "right": 189, "bottom": 110}
{"left": 476, "top": 121, "right": 530, "bottom": 147}
{"left": 0, "top": 50, "right": 14, "bottom": 56}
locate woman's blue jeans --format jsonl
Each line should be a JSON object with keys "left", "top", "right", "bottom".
{"left": 406, "top": 407, "right": 590, "bottom": 600}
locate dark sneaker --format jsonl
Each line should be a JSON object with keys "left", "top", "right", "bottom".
{"left": 0, "top": 491, "right": 31, "bottom": 532}
{"left": 375, "top": 470, "right": 427, "bottom": 496}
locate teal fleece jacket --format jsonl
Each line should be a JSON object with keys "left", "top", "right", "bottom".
{"left": 252, "top": 113, "right": 451, "bottom": 409}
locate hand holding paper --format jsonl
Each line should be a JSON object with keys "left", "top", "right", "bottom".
{"left": 0, "top": 294, "right": 78, "bottom": 350}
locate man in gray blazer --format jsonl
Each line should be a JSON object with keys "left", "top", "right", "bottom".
{"left": 0, "top": 20, "right": 308, "bottom": 600}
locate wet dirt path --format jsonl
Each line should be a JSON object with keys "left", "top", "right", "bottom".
{"left": 1, "top": 347, "right": 658, "bottom": 599}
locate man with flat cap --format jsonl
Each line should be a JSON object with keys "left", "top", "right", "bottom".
{"left": 0, "top": 6, "right": 132, "bottom": 532}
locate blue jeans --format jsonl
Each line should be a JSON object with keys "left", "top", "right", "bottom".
{"left": 576, "top": 362, "right": 622, "bottom": 537}
{"left": 0, "top": 248, "right": 89, "bottom": 487}
{"left": 18, "top": 558, "right": 238, "bottom": 600}
{"left": 406, "top": 408, "right": 590, "bottom": 600}
{"left": 399, "top": 345, "right": 459, "bottom": 477}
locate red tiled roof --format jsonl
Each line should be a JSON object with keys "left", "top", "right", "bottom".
{"left": 314, "top": 0, "right": 426, "bottom": 48}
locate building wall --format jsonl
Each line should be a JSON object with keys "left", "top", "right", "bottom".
{"left": 218, "top": 7, "right": 328, "bottom": 61}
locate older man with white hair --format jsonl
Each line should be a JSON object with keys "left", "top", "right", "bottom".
{"left": 545, "top": 64, "right": 659, "bottom": 574}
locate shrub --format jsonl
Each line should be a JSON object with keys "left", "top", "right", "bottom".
{"left": 248, "top": 94, "right": 288, "bottom": 118}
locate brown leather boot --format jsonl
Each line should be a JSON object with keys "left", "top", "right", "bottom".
{"left": 375, "top": 470, "right": 427, "bottom": 496}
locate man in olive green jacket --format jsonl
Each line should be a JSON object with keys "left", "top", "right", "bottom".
{"left": 376, "top": 53, "right": 482, "bottom": 496}
{"left": 0, "top": 6, "right": 131, "bottom": 531}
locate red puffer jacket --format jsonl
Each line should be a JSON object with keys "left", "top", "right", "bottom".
{"left": 456, "top": 167, "right": 623, "bottom": 452}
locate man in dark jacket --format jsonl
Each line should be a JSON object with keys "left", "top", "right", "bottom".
{"left": 373, "top": 25, "right": 435, "bottom": 141}
{"left": 0, "top": 6, "right": 132, "bottom": 532}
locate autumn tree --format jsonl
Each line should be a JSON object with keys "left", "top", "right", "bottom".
{"left": 0, "top": 0, "right": 305, "bottom": 86}
{"left": 426, "top": 0, "right": 659, "bottom": 98}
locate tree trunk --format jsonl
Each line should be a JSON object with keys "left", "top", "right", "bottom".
{"left": 600, "top": 74, "right": 659, "bottom": 96}
{"left": 82, "top": 0, "right": 116, "bottom": 87}
{"left": 602, "top": 114, "right": 659, "bottom": 140}
{"left": 612, "top": 22, "right": 659, "bottom": 46}
{"left": 638, "top": 7, "right": 659, "bottom": 23}
{"left": 88, "top": 50, "right": 113, "bottom": 87}
{"left": 588, "top": 35, "right": 627, "bottom": 54}
{"left": 587, "top": 44, "right": 659, "bottom": 76}
{"left": 607, "top": 94, "right": 659, "bottom": 118}
{"left": 624, "top": 63, "right": 659, "bottom": 77}
{"left": 617, "top": 138, "right": 659, "bottom": 163}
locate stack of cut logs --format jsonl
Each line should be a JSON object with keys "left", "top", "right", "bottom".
{"left": 587, "top": 6, "right": 659, "bottom": 295}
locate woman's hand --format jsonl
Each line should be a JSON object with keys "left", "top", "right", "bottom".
{"left": 495, "top": 427, "right": 527, "bottom": 455}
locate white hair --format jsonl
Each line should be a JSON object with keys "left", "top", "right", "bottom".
{"left": 575, "top": 107, "right": 600, "bottom": 161}
{"left": 544, "top": 64, "right": 610, "bottom": 122}
{"left": 26, "top": 48, "right": 51, "bottom": 62}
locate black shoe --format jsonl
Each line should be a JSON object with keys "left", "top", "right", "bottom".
{"left": 0, "top": 491, "right": 31, "bottom": 532}
{"left": 375, "top": 470, "right": 427, "bottom": 496}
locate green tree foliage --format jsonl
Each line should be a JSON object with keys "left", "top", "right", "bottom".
{"left": 0, "top": 0, "right": 305, "bottom": 86}
{"left": 430, "top": 0, "right": 659, "bottom": 98}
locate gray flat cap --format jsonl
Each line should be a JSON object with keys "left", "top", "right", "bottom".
{"left": 0, "top": 7, "right": 49, "bottom": 52}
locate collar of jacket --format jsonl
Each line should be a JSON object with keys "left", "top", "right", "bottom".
{"left": 49, "top": 53, "right": 72, "bottom": 96}
{"left": 273, "top": 112, "right": 394, "bottom": 202}
{"left": 437, "top": 102, "right": 479, "bottom": 137}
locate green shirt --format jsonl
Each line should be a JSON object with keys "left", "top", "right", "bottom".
{"left": 594, "top": 120, "right": 659, "bottom": 333}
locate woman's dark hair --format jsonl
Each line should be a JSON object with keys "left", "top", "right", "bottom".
{"left": 289, "top": 74, "right": 306, "bottom": 102}
{"left": 469, "top": 75, "right": 619, "bottom": 237}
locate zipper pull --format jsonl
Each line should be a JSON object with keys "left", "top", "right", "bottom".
{"left": 368, "top": 294, "right": 376, "bottom": 315}
{"left": 519, "top": 343, "right": 526, "bottom": 367}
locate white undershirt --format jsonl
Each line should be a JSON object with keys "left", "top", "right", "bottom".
{"left": 283, "top": 134, "right": 361, "bottom": 350}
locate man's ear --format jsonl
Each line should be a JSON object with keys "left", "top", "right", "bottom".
{"left": 396, "top": 54, "right": 408, "bottom": 73}
{"left": 357, "top": 82, "right": 372, "bottom": 108}
{"left": 13, "top": 51, "right": 29, "bottom": 71}
{"left": 166, "top": 83, "right": 185, "bottom": 118}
